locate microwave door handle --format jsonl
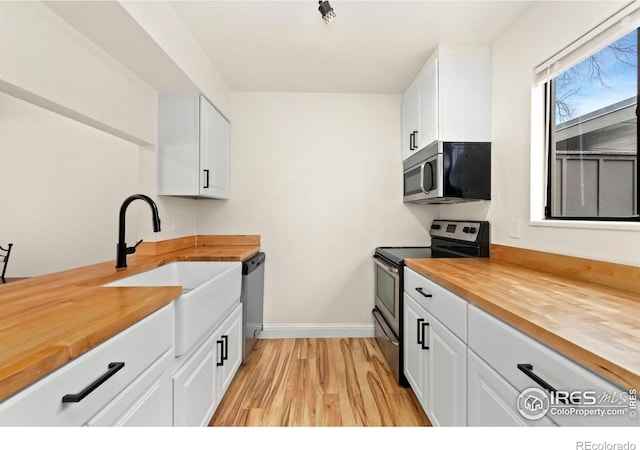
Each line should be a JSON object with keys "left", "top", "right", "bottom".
{"left": 419, "top": 162, "right": 430, "bottom": 194}
{"left": 427, "top": 161, "right": 436, "bottom": 191}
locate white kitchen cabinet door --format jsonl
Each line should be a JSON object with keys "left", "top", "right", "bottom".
{"left": 401, "top": 85, "right": 420, "bottom": 161}
{"left": 424, "top": 309, "right": 467, "bottom": 426}
{"left": 215, "top": 303, "right": 243, "bottom": 395}
{"left": 467, "top": 349, "right": 555, "bottom": 427}
{"left": 403, "top": 293, "right": 428, "bottom": 412}
{"left": 199, "top": 95, "right": 229, "bottom": 199}
{"left": 158, "top": 93, "right": 229, "bottom": 199}
{"left": 172, "top": 331, "right": 218, "bottom": 427}
{"left": 418, "top": 60, "right": 438, "bottom": 150}
{"left": 403, "top": 292, "right": 467, "bottom": 426}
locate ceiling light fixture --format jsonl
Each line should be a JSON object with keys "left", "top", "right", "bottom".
{"left": 318, "top": 1, "right": 336, "bottom": 24}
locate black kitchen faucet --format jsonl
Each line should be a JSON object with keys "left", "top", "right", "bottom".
{"left": 115, "top": 194, "right": 161, "bottom": 268}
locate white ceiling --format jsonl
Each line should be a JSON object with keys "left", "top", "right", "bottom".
{"left": 171, "top": 1, "right": 533, "bottom": 94}
{"left": 48, "top": 1, "right": 533, "bottom": 95}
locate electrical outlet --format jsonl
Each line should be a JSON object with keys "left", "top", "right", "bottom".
{"left": 509, "top": 217, "right": 521, "bottom": 239}
{"left": 172, "top": 215, "right": 182, "bottom": 231}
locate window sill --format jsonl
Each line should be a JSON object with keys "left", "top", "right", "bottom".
{"left": 530, "top": 219, "right": 640, "bottom": 232}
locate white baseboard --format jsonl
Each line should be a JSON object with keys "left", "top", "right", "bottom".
{"left": 260, "top": 324, "right": 375, "bottom": 339}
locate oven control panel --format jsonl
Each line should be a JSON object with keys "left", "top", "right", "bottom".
{"left": 430, "top": 220, "right": 487, "bottom": 243}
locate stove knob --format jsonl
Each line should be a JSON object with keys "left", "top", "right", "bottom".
{"left": 462, "top": 226, "right": 470, "bottom": 233}
{"left": 431, "top": 224, "right": 441, "bottom": 230}
{"left": 469, "top": 227, "right": 477, "bottom": 234}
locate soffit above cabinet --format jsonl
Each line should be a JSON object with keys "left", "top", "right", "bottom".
{"left": 45, "top": 1, "right": 198, "bottom": 93}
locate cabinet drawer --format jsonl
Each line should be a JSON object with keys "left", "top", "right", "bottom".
{"left": 404, "top": 268, "right": 467, "bottom": 342}
{"left": 87, "top": 349, "right": 173, "bottom": 426}
{"left": 0, "top": 304, "right": 174, "bottom": 426}
{"left": 467, "top": 349, "right": 555, "bottom": 427}
{"left": 468, "top": 305, "right": 638, "bottom": 426}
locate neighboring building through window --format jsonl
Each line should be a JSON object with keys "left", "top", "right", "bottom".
{"left": 547, "top": 29, "right": 639, "bottom": 220}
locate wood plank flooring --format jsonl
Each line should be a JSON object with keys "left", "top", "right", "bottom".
{"left": 209, "top": 338, "right": 431, "bottom": 427}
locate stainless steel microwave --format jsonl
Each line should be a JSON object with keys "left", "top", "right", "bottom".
{"left": 403, "top": 141, "right": 491, "bottom": 204}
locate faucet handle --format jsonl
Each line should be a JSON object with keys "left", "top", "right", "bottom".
{"left": 126, "top": 239, "right": 144, "bottom": 255}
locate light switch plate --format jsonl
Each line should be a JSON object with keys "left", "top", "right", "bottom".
{"left": 509, "top": 217, "right": 521, "bottom": 239}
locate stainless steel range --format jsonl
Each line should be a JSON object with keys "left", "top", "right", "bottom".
{"left": 372, "top": 219, "right": 490, "bottom": 385}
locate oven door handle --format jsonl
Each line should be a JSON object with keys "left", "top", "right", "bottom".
{"left": 372, "top": 309, "right": 399, "bottom": 347}
{"left": 373, "top": 256, "right": 399, "bottom": 276}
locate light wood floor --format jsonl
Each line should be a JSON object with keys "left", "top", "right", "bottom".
{"left": 209, "top": 338, "right": 431, "bottom": 427}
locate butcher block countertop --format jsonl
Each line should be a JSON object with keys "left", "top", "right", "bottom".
{"left": 405, "top": 244, "right": 640, "bottom": 391}
{"left": 0, "top": 235, "right": 260, "bottom": 402}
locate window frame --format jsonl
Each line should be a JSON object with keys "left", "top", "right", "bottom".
{"left": 543, "top": 30, "right": 640, "bottom": 223}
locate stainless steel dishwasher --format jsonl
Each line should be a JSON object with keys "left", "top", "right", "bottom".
{"left": 241, "top": 252, "right": 265, "bottom": 363}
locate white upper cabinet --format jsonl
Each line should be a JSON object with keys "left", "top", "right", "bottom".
{"left": 401, "top": 84, "right": 421, "bottom": 161}
{"left": 401, "top": 45, "right": 492, "bottom": 161}
{"left": 158, "top": 94, "right": 229, "bottom": 199}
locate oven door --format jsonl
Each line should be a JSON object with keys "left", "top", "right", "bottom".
{"left": 373, "top": 256, "right": 400, "bottom": 336}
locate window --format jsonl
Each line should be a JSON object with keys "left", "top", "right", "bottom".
{"left": 546, "top": 29, "right": 639, "bottom": 221}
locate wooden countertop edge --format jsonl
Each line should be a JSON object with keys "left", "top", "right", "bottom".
{"left": 137, "top": 235, "right": 260, "bottom": 256}
{"left": 404, "top": 259, "right": 640, "bottom": 390}
{"left": 0, "top": 239, "right": 260, "bottom": 402}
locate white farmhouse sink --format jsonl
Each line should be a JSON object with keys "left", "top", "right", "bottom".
{"left": 104, "top": 261, "right": 242, "bottom": 356}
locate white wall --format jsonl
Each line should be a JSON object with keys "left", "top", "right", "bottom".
{"left": 484, "top": 0, "right": 640, "bottom": 267}
{"left": 0, "top": 2, "right": 199, "bottom": 277}
{"left": 0, "top": 92, "right": 139, "bottom": 276}
{"left": 0, "top": 2, "right": 156, "bottom": 144}
{"left": 196, "top": 92, "right": 436, "bottom": 329}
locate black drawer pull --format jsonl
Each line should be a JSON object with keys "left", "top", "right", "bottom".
{"left": 517, "top": 363, "right": 571, "bottom": 404}
{"left": 415, "top": 287, "right": 432, "bottom": 298}
{"left": 216, "top": 339, "right": 225, "bottom": 366}
{"left": 62, "top": 362, "right": 125, "bottom": 403}
{"left": 421, "top": 321, "right": 430, "bottom": 350}
{"left": 221, "top": 335, "right": 229, "bottom": 362}
{"left": 416, "top": 318, "right": 425, "bottom": 346}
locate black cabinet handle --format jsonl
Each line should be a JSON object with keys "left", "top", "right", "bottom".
{"left": 409, "top": 132, "right": 415, "bottom": 151}
{"left": 62, "top": 362, "right": 125, "bottom": 403}
{"left": 216, "top": 339, "right": 225, "bottom": 366}
{"left": 416, "top": 318, "right": 425, "bottom": 346}
{"left": 203, "top": 169, "right": 210, "bottom": 189}
{"left": 412, "top": 130, "right": 418, "bottom": 149}
{"left": 421, "top": 321, "right": 430, "bottom": 350}
{"left": 415, "top": 287, "right": 433, "bottom": 298}
{"left": 221, "top": 335, "right": 229, "bottom": 362}
{"left": 517, "top": 363, "right": 570, "bottom": 403}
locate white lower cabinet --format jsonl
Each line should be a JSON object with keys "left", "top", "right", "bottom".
{"left": 403, "top": 293, "right": 467, "bottom": 426}
{"left": 467, "top": 349, "right": 555, "bottom": 427}
{"left": 172, "top": 302, "right": 242, "bottom": 426}
{"left": 0, "top": 304, "right": 174, "bottom": 426}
